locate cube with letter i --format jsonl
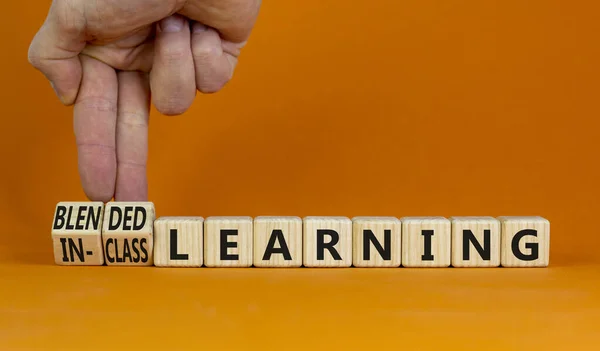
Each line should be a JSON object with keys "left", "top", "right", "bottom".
{"left": 154, "top": 217, "right": 204, "bottom": 267}
{"left": 51, "top": 202, "right": 105, "bottom": 265}
{"left": 303, "top": 217, "right": 352, "bottom": 267}
{"left": 401, "top": 217, "right": 451, "bottom": 267}
{"left": 352, "top": 217, "right": 401, "bottom": 267}
{"left": 499, "top": 216, "right": 550, "bottom": 267}
{"left": 102, "top": 202, "right": 155, "bottom": 266}
{"left": 451, "top": 217, "right": 500, "bottom": 267}
{"left": 204, "top": 217, "right": 253, "bottom": 267}
{"left": 254, "top": 216, "right": 302, "bottom": 267}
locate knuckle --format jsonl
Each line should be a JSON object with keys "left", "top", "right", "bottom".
{"left": 76, "top": 96, "right": 117, "bottom": 113}
{"left": 118, "top": 160, "right": 147, "bottom": 169}
{"left": 159, "top": 47, "right": 188, "bottom": 65}
{"left": 118, "top": 111, "right": 148, "bottom": 128}
{"left": 192, "top": 45, "right": 218, "bottom": 63}
{"left": 76, "top": 142, "right": 115, "bottom": 156}
{"left": 27, "top": 51, "right": 42, "bottom": 69}
{"left": 27, "top": 36, "right": 45, "bottom": 69}
{"left": 53, "top": 0, "right": 85, "bottom": 36}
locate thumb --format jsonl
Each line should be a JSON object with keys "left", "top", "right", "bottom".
{"left": 28, "top": 1, "right": 86, "bottom": 105}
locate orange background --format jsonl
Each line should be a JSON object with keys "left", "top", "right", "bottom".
{"left": 1, "top": 0, "right": 600, "bottom": 349}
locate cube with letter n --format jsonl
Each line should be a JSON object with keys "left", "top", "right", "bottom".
{"left": 451, "top": 216, "right": 500, "bottom": 267}
{"left": 352, "top": 217, "right": 401, "bottom": 267}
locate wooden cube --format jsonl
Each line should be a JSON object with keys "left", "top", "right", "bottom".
{"left": 499, "top": 216, "right": 550, "bottom": 267}
{"left": 451, "top": 216, "right": 500, "bottom": 267}
{"left": 254, "top": 216, "right": 302, "bottom": 267}
{"left": 51, "top": 202, "right": 105, "bottom": 265}
{"left": 352, "top": 217, "right": 401, "bottom": 267}
{"left": 303, "top": 217, "right": 352, "bottom": 267}
{"left": 154, "top": 217, "right": 204, "bottom": 267}
{"left": 204, "top": 217, "right": 253, "bottom": 267}
{"left": 102, "top": 202, "right": 155, "bottom": 266}
{"left": 401, "top": 217, "right": 451, "bottom": 267}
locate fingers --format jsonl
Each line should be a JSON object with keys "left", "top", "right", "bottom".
{"left": 28, "top": 1, "right": 86, "bottom": 105}
{"left": 115, "top": 72, "right": 150, "bottom": 201}
{"left": 82, "top": 26, "right": 155, "bottom": 73}
{"left": 73, "top": 56, "right": 118, "bottom": 202}
{"left": 191, "top": 23, "right": 239, "bottom": 93}
{"left": 180, "top": 0, "right": 261, "bottom": 43}
{"left": 150, "top": 15, "right": 196, "bottom": 115}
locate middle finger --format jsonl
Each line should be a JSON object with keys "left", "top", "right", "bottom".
{"left": 150, "top": 14, "right": 196, "bottom": 116}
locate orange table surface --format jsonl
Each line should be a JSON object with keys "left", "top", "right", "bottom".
{"left": 1, "top": 219, "right": 599, "bottom": 350}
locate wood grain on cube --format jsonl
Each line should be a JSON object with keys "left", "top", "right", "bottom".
{"left": 204, "top": 217, "right": 253, "bottom": 267}
{"left": 303, "top": 217, "right": 352, "bottom": 267}
{"left": 499, "top": 216, "right": 550, "bottom": 267}
{"left": 51, "top": 202, "right": 105, "bottom": 265}
{"left": 154, "top": 217, "right": 204, "bottom": 267}
{"left": 401, "top": 217, "right": 451, "bottom": 267}
{"left": 352, "top": 217, "right": 401, "bottom": 267}
{"left": 254, "top": 216, "right": 302, "bottom": 267}
{"left": 102, "top": 202, "right": 155, "bottom": 266}
{"left": 451, "top": 216, "right": 500, "bottom": 267}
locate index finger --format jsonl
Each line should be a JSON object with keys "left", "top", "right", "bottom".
{"left": 74, "top": 56, "right": 118, "bottom": 202}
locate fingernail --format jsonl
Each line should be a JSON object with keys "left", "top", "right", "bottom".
{"left": 50, "top": 81, "right": 67, "bottom": 105}
{"left": 159, "top": 16, "right": 185, "bottom": 33}
{"left": 193, "top": 22, "right": 207, "bottom": 33}
{"left": 50, "top": 81, "right": 58, "bottom": 96}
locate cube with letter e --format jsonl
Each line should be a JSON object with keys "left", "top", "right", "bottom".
{"left": 204, "top": 217, "right": 253, "bottom": 267}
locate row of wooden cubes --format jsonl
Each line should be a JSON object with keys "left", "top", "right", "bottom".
{"left": 51, "top": 202, "right": 550, "bottom": 267}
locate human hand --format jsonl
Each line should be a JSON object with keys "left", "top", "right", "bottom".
{"left": 28, "top": 0, "right": 260, "bottom": 201}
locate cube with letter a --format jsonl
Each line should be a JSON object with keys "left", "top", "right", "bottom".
{"left": 102, "top": 202, "right": 155, "bottom": 266}
{"left": 51, "top": 202, "right": 105, "bottom": 265}
{"left": 254, "top": 216, "right": 302, "bottom": 267}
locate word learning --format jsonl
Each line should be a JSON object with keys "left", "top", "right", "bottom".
{"left": 51, "top": 202, "right": 550, "bottom": 268}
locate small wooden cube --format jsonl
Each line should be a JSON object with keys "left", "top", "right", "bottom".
{"left": 303, "top": 217, "right": 352, "bottom": 267}
{"left": 254, "top": 216, "right": 302, "bottom": 267}
{"left": 401, "top": 217, "right": 451, "bottom": 267}
{"left": 352, "top": 217, "right": 401, "bottom": 267}
{"left": 499, "top": 216, "right": 550, "bottom": 267}
{"left": 102, "top": 202, "right": 155, "bottom": 266}
{"left": 451, "top": 216, "right": 500, "bottom": 267}
{"left": 204, "top": 217, "right": 253, "bottom": 267}
{"left": 51, "top": 202, "right": 105, "bottom": 265}
{"left": 154, "top": 217, "right": 204, "bottom": 267}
